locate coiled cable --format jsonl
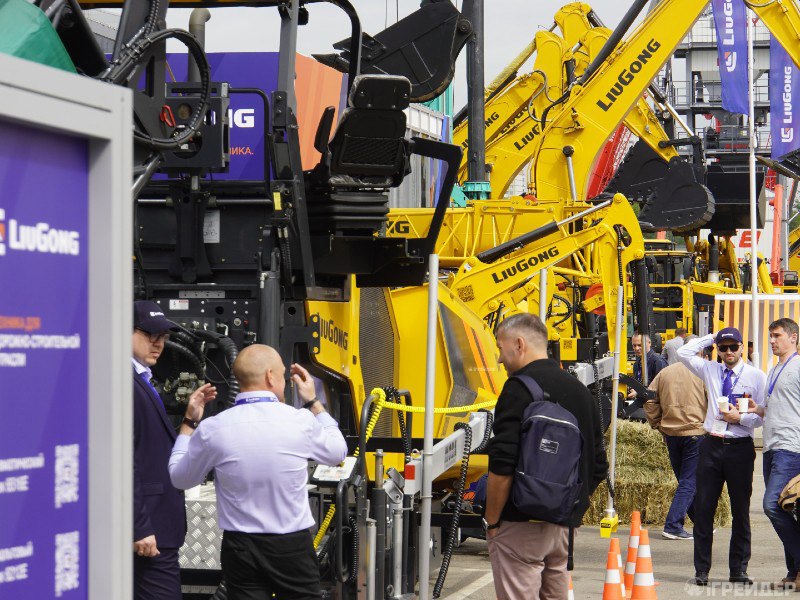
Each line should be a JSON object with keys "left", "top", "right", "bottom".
{"left": 433, "top": 423, "right": 472, "bottom": 599}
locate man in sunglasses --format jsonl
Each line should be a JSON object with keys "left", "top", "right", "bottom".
{"left": 678, "top": 328, "right": 766, "bottom": 587}
{"left": 131, "top": 300, "right": 216, "bottom": 599}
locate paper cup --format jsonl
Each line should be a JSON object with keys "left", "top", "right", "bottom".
{"left": 717, "top": 397, "right": 729, "bottom": 413}
{"left": 738, "top": 397, "right": 749, "bottom": 413}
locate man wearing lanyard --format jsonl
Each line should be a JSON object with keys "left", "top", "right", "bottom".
{"left": 131, "top": 300, "right": 217, "bottom": 599}
{"left": 678, "top": 328, "right": 766, "bottom": 587}
{"left": 747, "top": 318, "right": 800, "bottom": 590}
{"left": 169, "top": 344, "right": 347, "bottom": 599}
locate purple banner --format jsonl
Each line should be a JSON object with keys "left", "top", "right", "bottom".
{"left": 712, "top": 0, "right": 749, "bottom": 115}
{"left": 771, "top": 36, "right": 800, "bottom": 159}
{"left": 0, "top": 120, "right": 89, "bottom": 598}
{"left": 164, "top": 52, "right": 280, "bottom": 181}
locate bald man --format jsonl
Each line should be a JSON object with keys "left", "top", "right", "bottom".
{"left": 168, "top": 345, "right": 347, "bottom": 600}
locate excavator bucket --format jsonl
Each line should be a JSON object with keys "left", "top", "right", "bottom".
{"left": 605, "top": 139, "right": 714, "bottom": 233}
{"left": 313, "top": 0, "right": 472, "bottom": 103}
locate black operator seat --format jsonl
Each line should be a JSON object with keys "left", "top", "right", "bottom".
{"left": 306, "top": 74, "right": 412, "bottom": 234}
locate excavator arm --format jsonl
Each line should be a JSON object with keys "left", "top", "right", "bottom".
{"left": 448, "top": 193, "right": 644, "bottom": 353}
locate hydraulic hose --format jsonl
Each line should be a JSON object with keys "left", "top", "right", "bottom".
{"left": 164, "top": 339, "right": 205, "bottom": 379}
{"left": 102, "top": 28, "right": 211, "bottom": 151}
{"left": 192, "top": 330, "right": 240, "bottom": 405}
{"left": 576, "top": 0, "right": 651, "bottom": 87}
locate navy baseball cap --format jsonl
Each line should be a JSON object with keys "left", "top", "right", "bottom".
{"left": 134, "top": 301, "right": 179, "bottom": 334}
{"left": 715, "top": 327, "right": 743, "bottom": 345}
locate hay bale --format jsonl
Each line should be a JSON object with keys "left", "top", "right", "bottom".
{"left": 583, "top": 421, "right": 731, "bottom": 527}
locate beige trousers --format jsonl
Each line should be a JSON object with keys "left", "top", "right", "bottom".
{"left": 487, "top": 520, "right": 570, "bottom": 600}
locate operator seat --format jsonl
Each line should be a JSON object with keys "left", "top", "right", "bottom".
{"left": 306, "top": 74, "right": 412, "bottom": 235}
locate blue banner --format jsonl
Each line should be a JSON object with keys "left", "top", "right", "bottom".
{"left": 0, "top": 120, "right": 88, "bottom": 598}
{"left": 771, "top": 36, "right": 800, "bottom": 159}
{"left": 712, "top": 0, "right": 749, "bottom": 115}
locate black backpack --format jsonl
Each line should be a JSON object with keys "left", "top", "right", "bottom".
{"left": 510, "top": 374, "right": 584, "bottom": 569}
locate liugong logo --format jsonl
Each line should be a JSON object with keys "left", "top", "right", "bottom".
{"left": 0, "top": 209, "right": 80, "bottom": 257}
{"left": 782, "top": 66, "right": 794, "bottom": 143}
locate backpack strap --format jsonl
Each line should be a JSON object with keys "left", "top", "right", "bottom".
{"left": 510, "top": 374, "right": 549, "bottom": 404}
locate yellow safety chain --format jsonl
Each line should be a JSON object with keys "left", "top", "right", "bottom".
{"left": 312, "top": 388, "right": 498, "bottom": 550}
{"left": 313, "top": 388, "right": 386, "bottom": 549}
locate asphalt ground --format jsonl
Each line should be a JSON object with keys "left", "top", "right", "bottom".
{"left": 434, "top": 450, "right": 795, "bottom": 599}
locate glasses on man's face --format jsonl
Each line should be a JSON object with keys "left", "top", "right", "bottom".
{"left": 718, "top": 343, "right": 740, "bottom": 353}
{"left": 136, "top": 328, "right": 169, "bottom": 343}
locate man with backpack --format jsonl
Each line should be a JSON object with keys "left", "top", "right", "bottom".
{"left": 485, "top": 314, "right": 608, "bottom": 600}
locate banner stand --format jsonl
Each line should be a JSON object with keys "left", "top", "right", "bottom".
{"left": 0, "top": 53, "right": 132, "bottom": 600}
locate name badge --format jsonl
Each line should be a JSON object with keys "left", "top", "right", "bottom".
{"left": 711, "top": 419, "right": 728, "bottom": 437}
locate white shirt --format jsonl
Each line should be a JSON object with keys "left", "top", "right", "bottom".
{"left": 168, "top": 391, "right": 348, "bottom": 534}
{"left": 678, "top": 334, "right": 766, "bottom": 438}
{"left": 763, "top": 354, "right": 800, "bottom": 453}
{"left": 661, "top": 336, "right": 684, "bottom": 365}
{"left": 131, "top": 357, "right": 152, "bottom": 379}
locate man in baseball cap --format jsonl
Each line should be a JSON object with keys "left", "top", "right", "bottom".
{"left": 678, "top": 328, "right": 766, "bottom": 586}
{"left": 133, "top": 300, "right": 181, "bottom": 335}
{"left": 131, "top": 300, "right": 216, "bottom": 598}
{"left": 715, "top": 327, "right": 744, "bottom": 346}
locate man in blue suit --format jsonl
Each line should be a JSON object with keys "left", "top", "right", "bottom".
{"left": 132, "top": 301, "right": 216, "bottom": 599}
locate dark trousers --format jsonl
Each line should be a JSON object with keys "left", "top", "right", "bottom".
{"left": 763, "top": 450, "right": 800, "bottom": 578}
{"left": 221, "top": 529, "right": 322, "bottom": 600}
{"left": 664, "top": 434, "right": 701, "bottom": 534}
{"left": 134, "top": 548, "right": 181, "bottom": 600}
{"left": 693, "top": 435, "right": 755, "bottom": 575}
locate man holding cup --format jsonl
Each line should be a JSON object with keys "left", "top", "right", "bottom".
{"left": 678, "top": 328, "right": 766, "bottom": 587}
{"left": 747, "top": 318, "right": 800, "bottom": 590}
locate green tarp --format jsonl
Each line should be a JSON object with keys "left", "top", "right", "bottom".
{"left": 0, "top": 0, "right": 76, "bottom": 72}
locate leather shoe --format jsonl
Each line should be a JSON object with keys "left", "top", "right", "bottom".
{"left": 693, "top": 572, "right": 709, "bottom": 586}
{"left": 729, "top": 572, "right": 753, "bottom": 585}
{"left": 770, "top": 576, "right": 799, "bottom": 590}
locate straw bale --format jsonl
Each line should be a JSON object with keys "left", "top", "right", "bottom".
{"left": 583, "top": 421, "right": 731, "bottom": 527}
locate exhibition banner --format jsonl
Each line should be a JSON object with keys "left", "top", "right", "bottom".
{"left": 770, "top": 35, "right": 800, "bottom": 159}
{"left": 0, "top": 120, "right": 88, "bottom": 599}
{"left": 712, "top": 0, "right": 749, "bottom": 115}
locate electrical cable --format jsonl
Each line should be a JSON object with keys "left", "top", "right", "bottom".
{"left": 432, "top": 423, "right": 471, "bottom": 599}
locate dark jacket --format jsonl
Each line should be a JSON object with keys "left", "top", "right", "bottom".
{"left": 633, "top": 350, "right": 667, "bottom": 385}
{"left": 133, "top": 368, "right": 187, "bottom": 548}
{"left": 488, "top": 358, "right": 608, "bottom": 528}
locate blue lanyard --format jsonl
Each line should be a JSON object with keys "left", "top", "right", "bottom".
{"left": 234, "top": 395, "right": 279, "bottom": 406}
{"left": 768, "top": 352, "right": 798, "bottom": 396}
{"left": 721, "top": 364, "right": 743, "bottom": 400}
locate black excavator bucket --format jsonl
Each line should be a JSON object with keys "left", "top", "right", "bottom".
{"left": 703, "top": 164, "right": 766, "bottom": 231}
{"left": 605, "top": 139, "right": 715, "bottom": 233}
{"left": 313, "top": 0, "right": 473, "bottom": 103}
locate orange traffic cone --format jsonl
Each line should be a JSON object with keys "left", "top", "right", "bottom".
{"left": 610, "top": 537, "right": 627, "bottom": 599}
{"left": 624, "top": 511, "right": 642, "bottom": 597}
{"left": 630, "top": 528, "right": 657, "bottom": 599}
{"left": 603, "top": 549, "right": 624, "bottom": 600}
{"left": 568, "top": 573, "right": 575, "bottom": 600}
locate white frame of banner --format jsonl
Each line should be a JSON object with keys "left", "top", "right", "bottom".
{"left": 0, "top": 53, "right": 133, "bottom": 599}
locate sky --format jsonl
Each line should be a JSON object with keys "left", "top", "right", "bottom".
{"left": 163, "top": 1, "right": 634, "bottom": 109}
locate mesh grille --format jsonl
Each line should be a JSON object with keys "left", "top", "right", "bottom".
{"left": 359, "top": 287, "right": 396, "bottom": 437}
{"left": 341, "top": 136, "right": 401, "bottom": 167}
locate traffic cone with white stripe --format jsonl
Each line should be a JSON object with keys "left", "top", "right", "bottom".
{"left": 624, "top": 511, "right": 641, "bottom": 597}
{"left": 603, "top": 549, "right": 624, "bottom": 600}
{"left": 630, "top": 529, "right": 657, "bottom": 599}
{"left": 568, "top": 573, "right": 575, "bottom": 600}
{"left": 610, "top": 537, "right": 627, "bottom": 599}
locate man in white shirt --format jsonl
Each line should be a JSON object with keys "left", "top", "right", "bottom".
{"left": 748, "top": 318, "right": 800, "bottom": 591}
{"left": 661, "top": 327, "right": 688, "bottom": 365}
{"left": 678, "top": 328, "right": 766, "bottom": 587}
{"left": 169, "top": 344, "right": 348, "bottom": 599}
